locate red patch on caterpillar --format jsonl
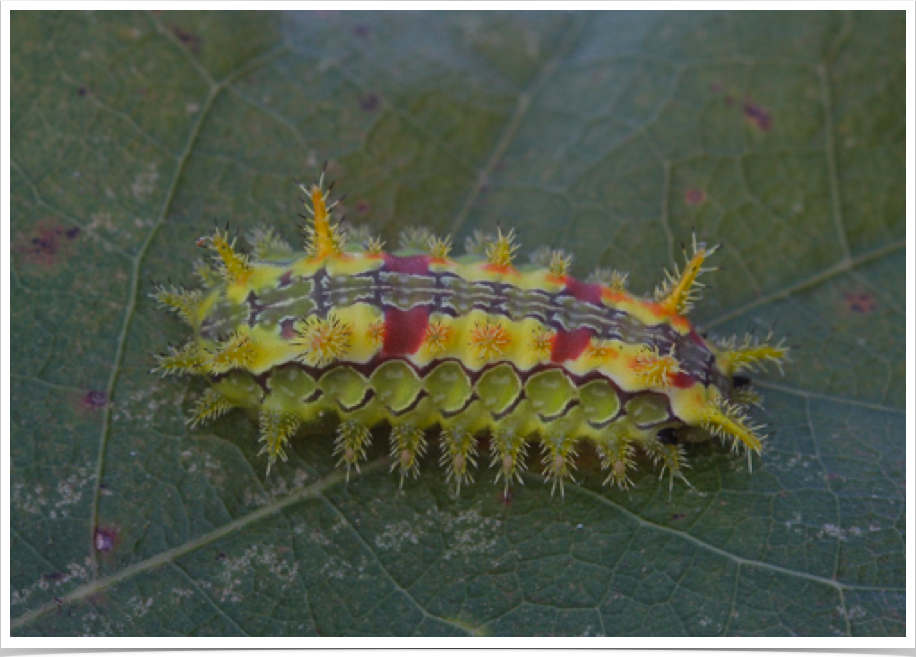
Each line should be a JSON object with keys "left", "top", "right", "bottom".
{"left": 687, "top": 329, "right": 706, "bottom": 346}
{"left": 565, "top": 278, "right": 603, "bottom": 304}
{"left": 670, "top": 371, "right": 696, "bottom": 389}
{"left": 383, "top": 254, "right": 431, "bottom": 275}
{"left": 551, "top": 327, "right": 592, "bottom": 363}
{"left": 382, "top": 306, "right": 429, "bottom": 356}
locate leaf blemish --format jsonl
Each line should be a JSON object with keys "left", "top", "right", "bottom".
{"left": 685, "top": 189, "right": 706, "bottom": 206}
{"left": 169, "top": 24, "right": 202, "bottom": 52}
{"left": 743, "top": 102, "right": 772, "bottom": 131}
{"left": 15, "top": 222, "right": 80, "bottom": 268}
{"left": 94, "top": 527, "right": 118, "bottom": 553}
{"left": 82, "top": 390, "right": 108, "bottom": 411}
{"left": 359, "top": 92, "right": 380, "bottom": 112}
{"left": 843, "top": 291, "right": 877, "bottom": 315}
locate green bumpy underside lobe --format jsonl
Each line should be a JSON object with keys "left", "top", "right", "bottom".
{"left": 153, "top": 180, "right": 788, "bottom": 494}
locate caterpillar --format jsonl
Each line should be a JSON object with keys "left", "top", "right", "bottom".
{"left": 152, "top": 168, "right": 789, "bottom": 495}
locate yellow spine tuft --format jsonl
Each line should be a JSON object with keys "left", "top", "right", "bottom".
{"left": 248, "top": 225, "right": 292, "bottom": 260}
{"left": 485, "top": 227, "right": 519, "bottom": 268}
{"left": 427, "top": 234, "right": 453, "bottom": 260}
{"left": 633, "top": 344, "right": 681, "bottom": 387}
{"left": 701, "top": 389, "right": 764, "bottom": 454}
{"left": 547, "top": 250, "right": 573, "bottom": 278}
{"left": 655, "top": 233, "right": 720, "bottom": 315}
{"left": 491, "top": 429, "right": 528, "bottom": 492}
{"left": 206, "top": 331, "right": 257, "bottom": 374}
{"left": 365, "top": 235, "right": 386, "bottom": 256}
{"left": 540, "top": 436, "right": 578, "bottom": 497}
{"left": 596, "top": 430, "right": 636, "bottom": 489}
{"left": 587, "top": 267, "right": 629, "bottom": 291}
{"left": 367, "top": 320, "right": 387, "bottom": 346}
{"left": 389, "top": 424, "right": 427, "bottom": 486}
{"left": 470, "top": 320, "right": 512, "bottom": 362}
{"left": 424, "top": 321, "right": 451, "bottom": 356}
{"left": 153, "top": 340, "right": 206, "bottom": 377}
{"left": 188, "top": 388, "right": 234, "bottom": 428}
{"left": 151, "top": 285, "right": 203, "bottom": 326}
{"left": 586, "top": 338, "right": 615, "bottom": 362}
{"left": 203, "top": 228, "right": 252, "bottom": 286}
{"left": 530, "top": 327, "right": 555, "bottom": 360}
{"left": 645, "top": 438, "right": 691, "bottom": 492}
{"left": 714, "top": 332, "right": 790, "bottom": 376}
{"left": 294, "top": 314, "right": 353, "bottom": 366}
{"left": 334, "top": 420, "right": 372, "bottom": 481}
{"left": 258, "top": 410, "right": 301, "bottom": 474}
{"left": 440, "top": 426, "right": 477, "bottom": 492}
{"left": 301, "top": 168, "right": 346, "bottom": 259}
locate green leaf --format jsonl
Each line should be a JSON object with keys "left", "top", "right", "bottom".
{"left": 10, "top": 10, "right": 904, "bottom": 637}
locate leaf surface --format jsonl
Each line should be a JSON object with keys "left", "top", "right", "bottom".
{"left": 10, "top": 10, "right": 905, "bottom": 637}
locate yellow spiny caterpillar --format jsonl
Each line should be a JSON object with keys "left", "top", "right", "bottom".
{"left": 151, "top": 166, "right": 790, "bottom": 495}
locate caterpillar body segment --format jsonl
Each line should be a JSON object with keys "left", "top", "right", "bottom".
{"left": 152, "top": 172, "right": 789, "bottom": 493}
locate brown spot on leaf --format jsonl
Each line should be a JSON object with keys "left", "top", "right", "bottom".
{"left": 744, "top": 103, "right": 772, "bottom": 131}
{"left": 354, "top": 24, "right": 370, "bottom": 37}
{"left": 77, "top": 87, "right": 88, "bottom": 97}
{"left": 16, "top": 221, "right": 80, "bottom": 268}
{"left": 82, "top": 390, "right": 108, "bottom": 411}
{"left": 843, "top": 291, "right": 877, "bottom": 315}
{"left": 359, "top": 92, "right": 380, "bottom": 112}
{"left": 94, "top": 527, "right": 118, "bottom": 553}
{"left": 685, "top": 189, "right": 706, "bottom": 206}
{"left": 356, "top": 200, "right": 371, "bottom": 214}
{"left": 170, "top": 25, "right": 202, "bottom": 52}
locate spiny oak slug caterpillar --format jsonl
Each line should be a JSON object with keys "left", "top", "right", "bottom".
{"left": 152, "top": 167, "right": 789, "bottom": 495}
